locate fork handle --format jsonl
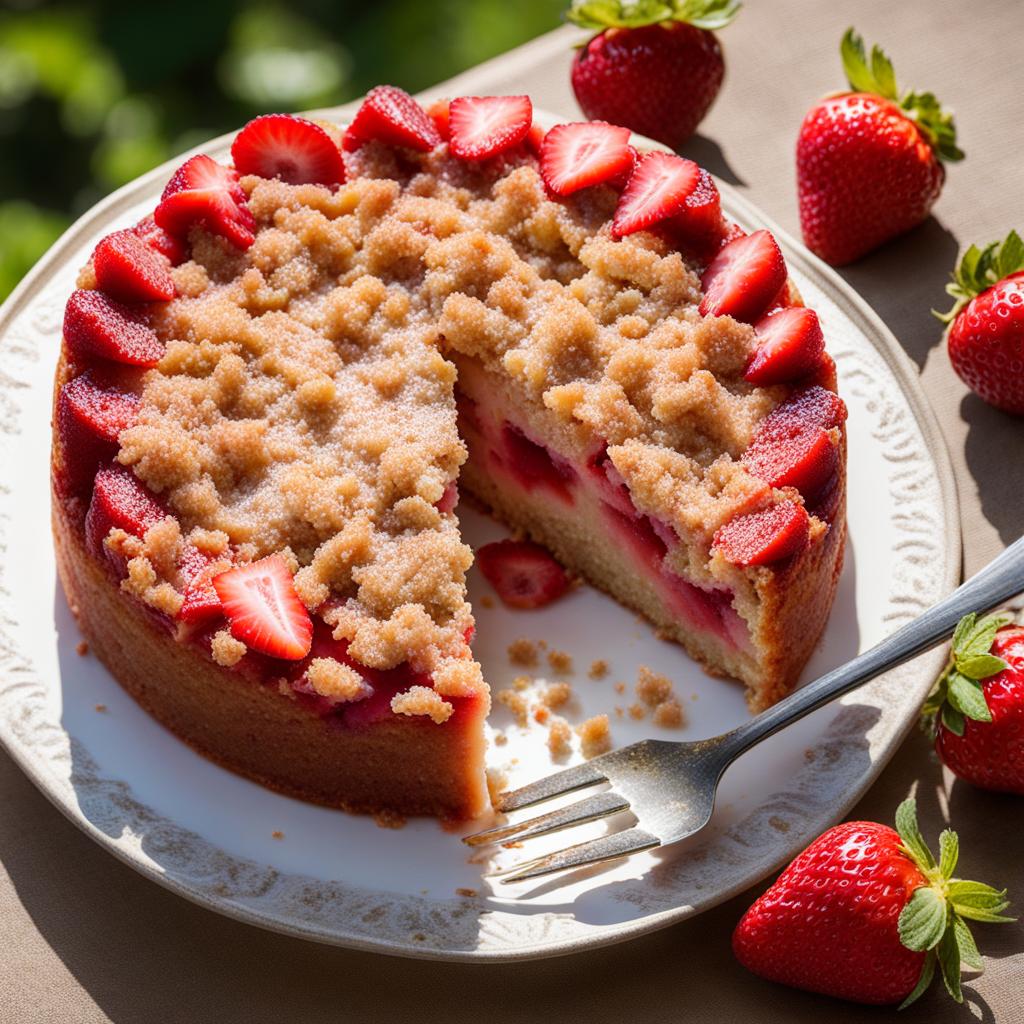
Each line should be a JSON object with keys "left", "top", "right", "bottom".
{"left": 721, "top": 534, "right": 1024, "bottom": 761}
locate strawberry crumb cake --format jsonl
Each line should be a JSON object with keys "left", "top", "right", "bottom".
{"left": 51, "top": 87, "right": 846, "bottom": 820}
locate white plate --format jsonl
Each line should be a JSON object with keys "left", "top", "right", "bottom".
{"left": 0, "top": 109, "right": 959, "bottom": 961}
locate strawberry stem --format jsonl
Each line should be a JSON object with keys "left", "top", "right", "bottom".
{"left": 893, "top": 798, "right": 1013, "bottom": 1007}
{"left": 566, "top": 0, "right": 741, "bottom": 31}
{"left": 839, "top": 28, "right": 964, "bottom": 164}
{"left": 935, "top": 229, "right": 1024, "bottom": 324}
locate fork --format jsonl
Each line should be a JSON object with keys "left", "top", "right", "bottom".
{"left": 464, "top": 536, "right": 1024, "bottom": 884}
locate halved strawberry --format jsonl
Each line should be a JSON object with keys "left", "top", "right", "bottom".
{"left": 745, "top": 307, "right": 826, "bottom": 386}
{"left": 714, "top": 501, "right": 811, "bottom": 567}
{"left": 154, "top": 154, "right": 256, "bottom": 250}
{"left": 178, "top": 545, "right": 228, "bottom": 626}
{"left": 63, "top": 290, "right": 165, "bottom": 368}
{"left": 133, "top": 215, "right": 188, "bottom": 266}
{"left": 93, "top": 230, "right": 176, "bottom": 303}
{"left": 436, "top": 481, "right": 459, "bottom": 514}
{"left": 766, "top": 385, "right": 847, "bottom": 433}
{"left": 345, "top": 85, "right": 441, "bottom": 153}
{"left": 475, "top": 539, "right": 571, "bottom": 609}
{"left": 700, "top": 229, "right": 787, "bottom": 323}
{"left": 539, "top": 121, "right": 634, "bottom": 196}
{"left": 525, "top": 121, "right": 546, "bottom": 155}
{"left": 56, "top": 371, "right": 140, "bottom": 497}
{"left": 85, "top": 464, "right": 169, "bottom": 561}
{"left": 425, "top": 98, "right": 451, "bottom": 141}
{"left": 611, "top": 152, "right": 700, "bottom": 238}
{"left": 231, "top": 113, "right": 345, "bottom": 187}
{"left": 670, "top": 167, "right": 726, "bottom": 258}
{"left": 449, "top": 95, "right": 533, "bottom": 161}
{"left": 213, "top": 555, "right": 313, "bottom": 660}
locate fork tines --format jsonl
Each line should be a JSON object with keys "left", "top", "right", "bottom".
{"left": 492, "top": 828, "right": 661, "bottom": 884}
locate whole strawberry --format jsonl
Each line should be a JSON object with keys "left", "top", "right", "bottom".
{"left": 567, "top": 0, "right": 740, "bottom": 150}
{"left": 797, "top": 29, "right": 963, "bottom": 266}
{"left": 923, "top": 611, "right": 1024, "bottom": 792}
{"left": 935, "top": 231, "right": 1024, "bottom": 415}
{"left": 733, "top": 798, "right": 1011, "bottom": 1006}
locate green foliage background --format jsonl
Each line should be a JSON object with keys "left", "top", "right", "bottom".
{"left": 0, "top": 0, "right": 565, "bottom": 300}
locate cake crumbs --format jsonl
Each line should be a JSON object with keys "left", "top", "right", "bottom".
{"left": 480, "top": 594, "right": 495, "bottom": 609}
{"left": 614, "top": 706, "right": 624, "bottom": 718}
{"left": 614, "top": 682, "right": 626, "bottom": 695}
{"left": 373, "top": 809, "right": 407, "bottom": 829}
{"left": 628, "top": 703, "right": 646, "bottom": 720}
{"left": 94, "top": 703, "right": 107, "bottom": 713}
{"left": 512, "top": 675, "right": 531, "bottom": 691}
{"left": 486, "top": 766, "right": 509, "bottom": 803}
{"left": 496, "top": 688, "right": 530, "bottom": 726}
{"left": 507, "top": 638, "right": 538, "bottom": 668}
{"left": 577, "top": 714, "right": 612, "bottom": 758}
{"left": 271, "top": 830, "right": 284, "bottom": 840}
{"left": 653, "top": 698, "right": 686, "bottom": 728}
{"left": 540, "top": 681, "right": 572, "bottom": 708}
{"left": 636, "top": 666, "right": 674, "bottom": 707}
{"left": 211, "top": 629, "right": 247, "bottom": 667}
{"left": 588, "top": 659, "right": 608, "bottom": 680}
{"left": 547, "top": 715, "right": 573, "bottom": 759}
{"left": 492, "top": 729, "right": 508, "bottom": 746}
{"left": 455, "top": 887, "right": 479, "bottom": 898}
{"left": 547, "top": 649, "right": 573, "bottom": 674}
{"left": 76, "top": 641, "right": 89, "bottom": 657}
{"left": 533, "top": 704, "right": 551, "bottom": 724}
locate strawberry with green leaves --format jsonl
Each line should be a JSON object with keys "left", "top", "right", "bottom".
{"left": 935, "top": 230, "right": 1024, "bottom": 415}
{"left": 923, "top": 611, "right": 1024, "bottom": 794}
{"left": 733, "top": 798, "right": 1012, "bottom": 1006}
{"left": 567, "top": 0, "right": 740, "bottom": 150}
{"left": 797, "top": 30, "right": 963, "bottom": 266}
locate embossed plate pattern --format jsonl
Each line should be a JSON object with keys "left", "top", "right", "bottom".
{"left": 0, "top": 110, "right": 959, "bottom": 961}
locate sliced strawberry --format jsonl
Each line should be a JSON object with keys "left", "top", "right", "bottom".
{"left": 449, "top": 95, "right": 533, "bottom": 161}
{"left": 611, "top": 152, "right": 700, "bottom": 238}
{"left": 230, "top": 113, "right": 345, "bottom": 187}
{"left": 714, "top": 501, "right": 811, "bottom": 567}
{"left": 670, "top": 167, "right": 726, "bottom": 258}
{"left": 525, "top": 121, "right": 546, "bottom": 155}
{"left": 344, "top": 85, "right": 441, "bottom": 153}
{"left": 56, "top": 371, "right": 140, "bottom": 497}
{"left": 475, "top": 539, "right": 571, "bottom": 610}
{"left": 765, "top": 385, "right": 847, "bottom": 433}
{"left": 213, "top": 555, "right": 313, "bottom": 660}
{"left": 435, "top": 481, "right": 459, "bottom": 514}
{"left": 85, "top": 464, "right": 169, "bottom": 561}
{"left": 154, "top": 154, "right": 256, "bottom": 250}
{"left": 93, "top": 230, "right": 176, "bottom": 304}
{"left": 539, "top": 121, "right": 633, "bottom": 196}
{"left": 178, "top": 545, "right": 228, "bottom": 625}
{"left": 133, "top": 215, "right": 188, "bottom": 266}
{"left": 63, "top": 289, "right": 164, "bottom": 368}
{"left": 745, "top": 307, "right": 826, "bottom": 386}
{"left": 700, "top": 229, "right": 787, "bottom": 323}
{"left": 425, "top": 98, "right": 451, "bottom": 141}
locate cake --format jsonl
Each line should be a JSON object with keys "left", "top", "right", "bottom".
{"left": 51, "top": 87, "right": 846, "bottom": 821}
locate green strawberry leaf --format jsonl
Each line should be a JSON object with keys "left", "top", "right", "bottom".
{"left": 946, "top": 672, "right": 993, "bottom": 723}
{"left": 895, "top": 798, "right": 936, "bottom": 871}
{"left": 956, "top": 612, "right": 1011, "bottom": 660}
{"left": 948, "top": 880, "right": 1014, "bottom": 922}
{"left": 937, "top": 921, "right": 964, "bottom": 1003}
{"left": 941, "top": 703, "right": 966, "bottom": 737}
{"left": 937, "top": 234, "right": 1024, "bottom": 322}
{"left": 957, "top": 654, "right": 1009, "bottom": 681}
{"left": 899, "top": 886, "right": 948, "bottom": 951}
{"left": 938, "top": 829, "right": 959, "bottom": 880}
{"left": 954, "top": 914, "right": 984, "bottom": 972}
{"left": 951, "top": 612, "right": 977, "bottom": 652}
{"left": 565, "top": 0, "right": 740, "bottom": 30}
{"left": 840, "top": 29, "right": 881, "bottom": 95}
{"left": 898, "top": 951, "right": 936, "bottom": 1010}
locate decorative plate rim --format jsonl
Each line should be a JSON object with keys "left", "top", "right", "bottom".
{"left": 0, "top": 106, "right": 961, "bottom": 962}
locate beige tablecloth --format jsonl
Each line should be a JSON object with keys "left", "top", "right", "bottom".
{"left": 3, "top": 2, "right": 1022, "bottom": 1020}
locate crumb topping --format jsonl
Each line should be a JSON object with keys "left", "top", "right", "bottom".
{"left": 636, "top": 665, "right": 674, "bottom": 707}
{"left": 547, "top": 715, "right": 572, "bottom": 758}
{"left": 507, "top": 637, "right": 539, "bottom": 667}
{"left": 577, "top": 714, "right": 612, "bottom": 759}
{"left": 390, "top": 685, "right": 453, "bottom": 724}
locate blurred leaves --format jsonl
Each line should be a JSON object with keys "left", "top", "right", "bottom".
{"left": 0, "top": 0, "right": 563, "bottom": 301}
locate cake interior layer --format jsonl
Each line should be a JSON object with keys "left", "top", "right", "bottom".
{"left": 454, "top": 356, "right": 762, "bottom": 690}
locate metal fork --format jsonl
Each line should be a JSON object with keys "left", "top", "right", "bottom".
{"left": 465, "top": 536, "right": 1024, "bottom": 884}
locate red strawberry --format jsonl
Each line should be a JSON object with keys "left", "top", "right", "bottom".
{"left": 611, "top": 152, "right": 699, "bottom": 238}
{"left": 744, "top": 307, "right": 826, "bottom": 386}
{"left": 924, "top": 613, "right": 1024, "bottom": 794}
{"left": 540, "top": 121, "right": 634, "bottom": 196}
{"left": 425, "top": 98, "right": 451, "bottom": 141}
{"left": 345, "top": 85, "right": 441, "bottom": 153}
{"left": 744, "top": 385, "right": 846, "bottom": 497}
{"left": 936, "top": 230, "right": 1024, "bottom": 415}
{"left": 733, "top": 798, "right": 1011, "bottom": 1006}
{"left": 449, "top": 95, "right": 533, "bottom": 161}
{"left": 178, "top": 545, "right": 229, "bottom": 626}
{"left": 154, "top": 155, "right": 256, "bottom": 250}
{"left": 475, "top": 540, "right": 571, "bottom": 610}
{"left": 230, "top": 113, "right": 345, "bottom": 187}
{"left": 63, "top": 289, "right": 165, "bottom": 368}
{"left": 56, "top": 371, "right": 140, "bottom": 497}
{"left": 669, "top": 167, "right": 726, "bottom": 259}
{"left": 213, "top": 554, "right": 313, "bottom": 660}
{"left": 525, "top": 121, "right": 546, "bottom": 155}
{"left": 435, "top": 481, "right": 459, "bottom": 515}
{"left": 133, "top": 215, "right": 188, "bottom": 266}
{"left": 85, "top": 465, "right": 169, "bottom": 561}
{"left": 567, "top": 0, "right": 739, "bottom": 150}
{"left": 713, "top": 501, "right": 810, "bottom": 567}
{"left": 797, "top": 30, "right": 963, "bottom": 266}
{"left": 93, "top": 230, "right": 176, "bottom": 304}
{"left": 699, "top": 229, "right": 787, "bottom": 323}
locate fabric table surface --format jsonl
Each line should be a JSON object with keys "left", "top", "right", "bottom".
{"left": 2, "top": 1, "right": 1022, "bottom": 1020}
